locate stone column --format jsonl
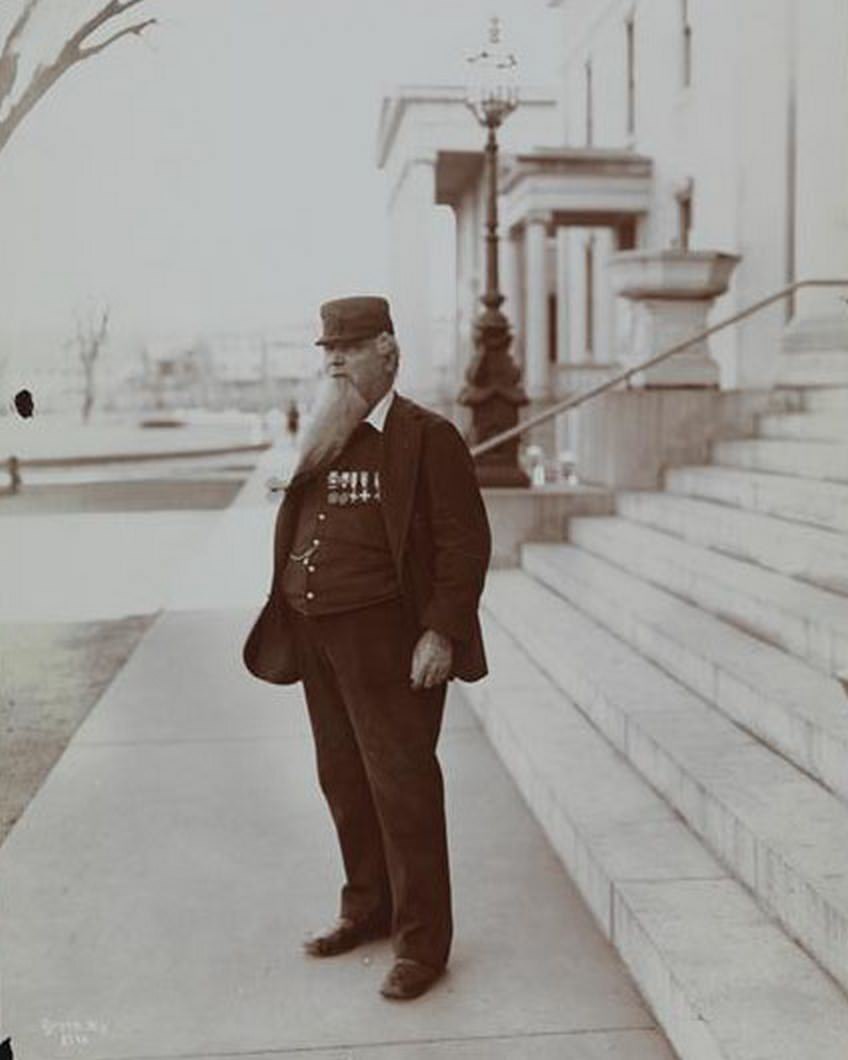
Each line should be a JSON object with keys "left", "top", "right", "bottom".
{"left": 783, "top": 0, "right": 848, "bottom": 353}
{"left": 554, "top": 226, "right": 579, "bottom": 464}
{"left": 524, "top": 213, "right": 550, "bottom": 399}
{"left": 567, "top": 228, "right": 590, "bottom": 365}
{"left": 501, "top": 230, "right": 523, "bottom": 364}
{"left": 555, "top": 227, "right": 570, "bottom": 364}
{"left": 593, "top": 229, "right": 615, "bottom": 362}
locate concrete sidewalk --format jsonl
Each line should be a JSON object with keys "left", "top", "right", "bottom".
{"left": 0, "top": 447, "right": 674, "bottom": 1059}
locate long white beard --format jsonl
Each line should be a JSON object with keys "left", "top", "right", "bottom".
{"left": 288, "top": 373, "right": 370, "bottom": 484}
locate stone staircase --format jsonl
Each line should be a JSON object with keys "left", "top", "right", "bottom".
{"left": 462, "top": 382, "right": 848, "bottom": 1059}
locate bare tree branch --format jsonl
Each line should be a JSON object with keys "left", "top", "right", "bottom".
{"left": 79, "top": 17, "right": 157, "bottom": 60}
{"left": 0, "top": 0, "right": 41, "bottom": 110}
{"left": 0, "top": 0, "right": 156, "bottom": 158}
{"left": 0, "top": 48, "right": 19, "bottom": 108}
{"left": 0, "top": 59, "right": 63, "bottom": 153}
{"left": 2, "top": 0, "right": 40, "bottom": 56}
{"left": 76, "top": 306, "right": 110, "bottom": 421}
{"left": 67, "top": 0, "right": 149, "bottom": 52}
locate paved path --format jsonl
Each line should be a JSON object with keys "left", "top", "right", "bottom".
{"left": 0, "top": 510, "right": 218, "bottom": 623}
{"left": 0, "top": 446, "right": 674, "bottom": 1059}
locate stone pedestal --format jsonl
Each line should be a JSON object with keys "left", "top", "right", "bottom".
{"left": 628, "top": 299, "right": 721, "bottom": 386}
{"left": 608, "top": 250, "right": 740, "bottom": 387}
{"left": 482, "top": 483, "right": 615, "bottom": 567}
{"left": 575, "top": 387, "right": 800, "bottom": 490}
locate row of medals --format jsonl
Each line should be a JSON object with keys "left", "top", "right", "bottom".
{"left": 326, "top": 469, "right": 381, "bottom": 506}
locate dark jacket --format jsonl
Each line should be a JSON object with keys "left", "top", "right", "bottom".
{"left": 242, "top": 393, "right": 492, "bottom": 685}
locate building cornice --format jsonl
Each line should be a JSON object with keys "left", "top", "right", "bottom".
{"left": 501, "top": 147, "right": 652, "bottom": 193}
{"left": 376, "top": 86, "right": 468, "bottom": 170}
{"left": 499, "top": 148, "right": 654, "bottom": 233}
{"left": 375, "top": 84, "right": 559, "bottom": 170}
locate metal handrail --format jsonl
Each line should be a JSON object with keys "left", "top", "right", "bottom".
{"left": 469, "top": 277, "right": 848, "bottom": 458}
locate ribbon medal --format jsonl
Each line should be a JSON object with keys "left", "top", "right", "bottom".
{"left": 326, "top": 469, "right": 381, "bottom": 505}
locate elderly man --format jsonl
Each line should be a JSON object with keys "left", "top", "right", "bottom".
{"left": 243, "top": 296, "right": 491, "bottom": 1000}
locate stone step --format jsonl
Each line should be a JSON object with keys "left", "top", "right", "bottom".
{"left": 616, "top": 490, "right": 848, "bottom": 594}
{"left": 485, "top": 567, "right": 848, "bottom": 1000}
{"left": 522, "top": 542, "right": 848, "bottom": 801}
{"left": 664, "top": 465, "right": 848, "bottom": 534}
{"left": 778, "top": 352, "right": 848, "bottom": 386}
{"left": 758, "top": 412, "right": 848, "bottom": 441}
{"left": 802, "top": 386, "right": 848, "bottom": 411}
{"left": 568, "top": 515, "right": 848, "bottom": 675}
{"left": 464, "top": 601, "right": 848, "bottom": 1060}
{"left": 713, "top": 438, "right": 848, "bottom": 483}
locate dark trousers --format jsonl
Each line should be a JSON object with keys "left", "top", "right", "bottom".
{"left": 291, "top": 597, "right": 452, "bottom": 970}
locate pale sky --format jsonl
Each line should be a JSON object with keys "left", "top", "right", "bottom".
{"left": 0, "top": 0, "right": 561, "bottom": 367}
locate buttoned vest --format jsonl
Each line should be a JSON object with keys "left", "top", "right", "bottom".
{"left": 281, "top": 422, "right": 399, "bottom": 615}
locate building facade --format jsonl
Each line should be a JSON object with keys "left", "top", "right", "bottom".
{"left": 378, "top": 0, "right": 848, "bottom": 433}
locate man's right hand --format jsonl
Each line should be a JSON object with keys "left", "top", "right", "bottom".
{"left": 410, "top": 629, "right": 453, "bottom": 690}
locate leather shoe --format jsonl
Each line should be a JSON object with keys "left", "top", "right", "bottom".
{"left": 303, "top": 915, "right": 390, "bottom": 957}
{"left": 379, "top": 958, "right": 444, "bottom": 1000}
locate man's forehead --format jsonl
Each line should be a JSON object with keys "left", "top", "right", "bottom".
{"left": 323, "top": 338, "right": 375, "bottom": 352}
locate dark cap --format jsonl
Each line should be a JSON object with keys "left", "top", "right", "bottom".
{"left": 315, "top": 296, "right": 394, "bottom": 347}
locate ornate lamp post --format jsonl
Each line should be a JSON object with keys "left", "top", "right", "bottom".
{"left": 458, "top": 17, "right": 529, "bottom": 487}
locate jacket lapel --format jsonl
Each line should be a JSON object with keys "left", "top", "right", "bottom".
{"left": 380, "top": 394, "right": 422, "bottom": 574}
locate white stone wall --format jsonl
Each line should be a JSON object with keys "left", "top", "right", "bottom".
{"left": 378, "top": 5, "right": 846, "bottom": 402}
{"left": 556, "top": 0, "right": 807, "bottom": 388}
{"left": 386, "top": 157, "right": 439, "bottom": 400}
{"left": 788, "top": 0, "right": 848, "bottom": 345}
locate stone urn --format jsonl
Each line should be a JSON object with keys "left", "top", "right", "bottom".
{"left": 608, "top": 249, "right": 741, "bottom": 386}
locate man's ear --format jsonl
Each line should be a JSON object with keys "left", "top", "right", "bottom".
{"left": 375, "top": 332, "right": 399, "bottom": 373}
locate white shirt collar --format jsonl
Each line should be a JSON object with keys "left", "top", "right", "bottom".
{"left": 364, "top": 387, "right": 395, "bottom": 433}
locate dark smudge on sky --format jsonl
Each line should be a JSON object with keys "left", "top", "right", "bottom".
{"left": 12, "top": 390, "right": 34, "bottom": 418}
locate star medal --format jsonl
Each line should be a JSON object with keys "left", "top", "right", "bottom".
{"left": 360, "top": 471, "right": 371, "bottom": 502}
{"left": 338, "top": 471, "right": 350, "bottom": 505}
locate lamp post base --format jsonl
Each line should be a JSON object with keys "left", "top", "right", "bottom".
{"left": 474, "top": 462, "right": 530, "bottom": 488}
{"left": 459, "top": 307, "right": 530, "bottom": 489}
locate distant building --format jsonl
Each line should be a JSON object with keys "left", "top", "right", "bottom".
{"left": 116, "top": 328, "right": 316, "bottom": 414}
